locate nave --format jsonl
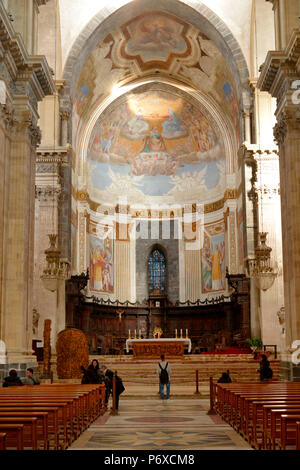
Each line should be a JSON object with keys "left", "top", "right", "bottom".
{"left": 70, "top": 398, "right": 250, "bottom": 451}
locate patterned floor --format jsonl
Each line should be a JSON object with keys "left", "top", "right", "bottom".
{"left": 70, "top": 398, "right": 251, "bottom": 450}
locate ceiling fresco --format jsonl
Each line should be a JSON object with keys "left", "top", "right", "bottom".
{"left": 87, "top": 88, "right": 225, "bottom": 206}
{"left": 72, "top": 10, "right": 241, "bottom": 151}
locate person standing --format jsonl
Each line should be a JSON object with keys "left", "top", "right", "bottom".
{"left": 157, "top": 354, "right": 171, "bottom": 400}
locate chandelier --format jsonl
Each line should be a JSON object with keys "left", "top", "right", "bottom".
{"left": 247, "top": 232, "right": 277, "bottom": 291}
{"left": 40, "top": 234, "right": 70, "bottom": 292}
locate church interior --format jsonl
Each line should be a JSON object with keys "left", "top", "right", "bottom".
{"left": 1, "top": 0, "right": 300, "bottom": 451}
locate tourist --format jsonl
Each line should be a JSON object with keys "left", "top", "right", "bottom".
{"left": 157, "top": 354, "right": 171, "bottom": 400}
{"left": 81, "top": 359, "right": 104, "bottom": 384}
{"left": 217, "top": 371, "right": 232, "bottom": 383}
{"left": 114, "top": 373, "right": 125, "bottom": 410}
{"left": 258, "top": 354, "right": 273, "bottom": 382}
{"left": 100, "top": 364, "right": 114, "bottom": 406}
{"left": 2, "top": 369, "right": 24, "bottom": 387}
{"left": 88, "top": 359, "right": 103, "bottom": 383}
{"left": 22, "top": 367, "right": 40, "bottom": 385}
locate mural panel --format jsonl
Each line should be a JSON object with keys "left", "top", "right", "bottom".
{"left": 89, "top": 232, "right": 114, "bottom": 293}
{"left": 201, "top": 220, "right": 225, "bottom": 293}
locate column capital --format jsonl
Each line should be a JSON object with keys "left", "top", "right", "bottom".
{"left": 274, "top": 109, "right": 300, "bottom": 145}
{"left": 11, "top": 108, "right": 42, "bottom": 147}
{"left": 35, "top": 185, "right": 61, "bottom": 202}
{"left": 60, "top": 110, "right": 70, "bottom": 121}
{"left": 0, "top": 103, "right": 14, "bottom": 132}
{"left": 273, "top": 113, "right": 288, "bottom": 145}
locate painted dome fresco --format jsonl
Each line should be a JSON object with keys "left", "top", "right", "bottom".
{"left": 87, "top": 87, "right": 225, "bottom": 207}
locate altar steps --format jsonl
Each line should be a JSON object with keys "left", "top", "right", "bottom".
{"left": 41, "top": 354, "right": 280, "bottom": 397}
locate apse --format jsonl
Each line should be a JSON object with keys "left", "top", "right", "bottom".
{"left": 86, "top": 86, "right": 226, "bottom": 209}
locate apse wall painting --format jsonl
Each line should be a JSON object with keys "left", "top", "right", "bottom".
{"left": 72, "top": 11, "right": 241, "bottom": 155}
{"left": 87, "top": 89, "right": 225, "bottom": 206}
{"left": 124, "top": 12, "right": 188, "bottom": 62}
{"left": 89, "top": 234, "right": 114, "bottom": 293}
{"left": 201, "top": 221, "right": 225, "bottom": 293}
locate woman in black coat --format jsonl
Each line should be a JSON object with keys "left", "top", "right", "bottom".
{"left": 81, "top": 359, "right": 105, "bottom": 384}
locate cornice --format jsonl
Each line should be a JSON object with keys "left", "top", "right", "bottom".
{"left": 36, "top": 146, "right": 70, "bottom": 166}
{"left": 257, "top": 31, "right": 300, "bottom": 95}
{"left": 0, "top": 2, "right": 55, "bottom": 98}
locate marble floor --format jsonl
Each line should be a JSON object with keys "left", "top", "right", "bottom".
{"left": 70, "top": 398, "right": 251, "bottom": 450}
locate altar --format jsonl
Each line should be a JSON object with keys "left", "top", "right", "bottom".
{"left": 126, "top": 338, "right": 192, "bottom": 358}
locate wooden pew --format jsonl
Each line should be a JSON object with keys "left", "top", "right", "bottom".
{"left": 0, "top": 417, "right": 38, "bottom": 450}
{"left": 280, "top": 414, "right": 300, "bottom": 450}
{"left": 0, "top": 432, "right": 6, "bottom": 450}
{"left": 0, "top": 399, "right": 71, "bottom": 449}
{"left": 296, "top": 422, "right": 300, "bottom": 450}
{"left": 260, "top": 407, "right": 300, "bottom": 449}
{"left": 0, "top": 384, "right": 105, "bottom": 450}
{"left": 0, "top": 424, "right": 24, "bottom": 450}
{"left": 214, "top": 382, "right": 300, "bottom": 450}
{"left": 247, "top": 400, "right": 300, "bottom": 448}
{"left": 0, "top": 412, "right": 48, "bottom": 450}
{"left": 0, "top": 405, "right": 59, "bottom": 449}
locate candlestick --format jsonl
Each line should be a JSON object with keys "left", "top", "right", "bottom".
{"left": 175, "top": 329, "right": 177, "bottom": 338}
{"left": 139, "top": 330, "right": 141, "bottom": 339}
{"left": 180, "top": 329, "right": 183, "bottom": 338}
{"left": 186, "top": 329, "right": 188, "bottom": 338}
{"left": 128, "top": 329, "right": 131, "bottom": 339}
{"left": 134, "top": 329, "right": 136, "bottom": 339}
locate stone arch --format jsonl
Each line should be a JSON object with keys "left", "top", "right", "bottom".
{"left": 62, "top": 0, "right": 249, "bottom": 108}
{"left": 77, "top": 77, "right": 237, "bottom": 184}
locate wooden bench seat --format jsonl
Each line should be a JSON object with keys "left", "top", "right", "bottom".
{"left": 0, "top": 412, "right": 48, "bottom": 450}
{"left": 0, "top": 424, "right": 24, "bottom": 450}
{"left": 262, "top": 406, "right": 300, "bottom": 449}
{"left": 279, "top": 414, "right": 300, "bottom": 450}
{"left": 0, "top": 432, "right": 6, "bottom": 450}
{"left": 0, "top": 399, "right": 72, "bottom": 449}
{"left": 0, "top": 417, "right": 38, "bottom": 450}
{"left": 213, "top": 382, "right": 300, "bottom": 450}
{"left": 244, "top": 400, "right": 300, "bottom": 447}
{"left": 296, "top": 421, "right": 300, "bottom": 450}
{"left": 0, "top": 384, "right": 105, "bottom": 450}
{"left": 0, "top": 405, "right": 59, "bottom": 449}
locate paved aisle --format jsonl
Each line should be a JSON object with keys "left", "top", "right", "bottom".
{"left": 70, "top": 398, "right": 251, "bottom": 450}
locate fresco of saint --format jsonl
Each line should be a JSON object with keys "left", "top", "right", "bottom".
{"left": 89, "top": 236, "right": 114, "bottom": 293}
{"left": 210, "top": 243, "right": 224, "bottom": 291}
{"left": 201, "top": 231, "right": 225, "bottom": 293}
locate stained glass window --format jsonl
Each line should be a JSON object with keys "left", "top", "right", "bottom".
{"left": 148, "top": 249, "right": 166, "bottom": 293}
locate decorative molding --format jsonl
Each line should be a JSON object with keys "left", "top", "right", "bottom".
{"left": 273, "top": 114, "right": 288, "bottom": 145}
{"left": 0, "top": 103, "right": 14, "bottom": 131}
{"left": 0, "top": 2, "right": 55, "bottom": 98}
{"left": 60, "top": 110, "right": 70, "bottom": 121}
{"left": 35, "top": 185, "right": 61, "bottom": 202}
{"left": 36, "top": 147, "right": 70, "bottom": 167}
